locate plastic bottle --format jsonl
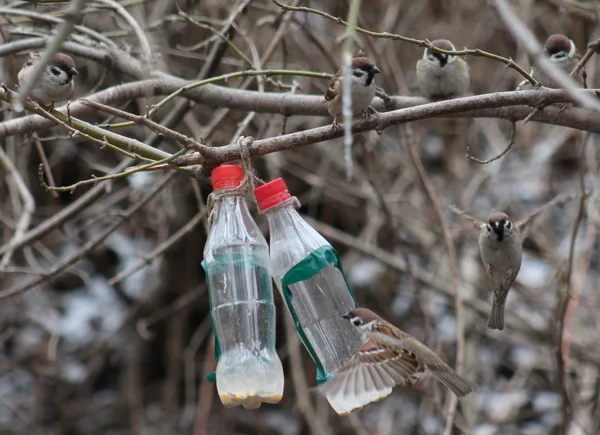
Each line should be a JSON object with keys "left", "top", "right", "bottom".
{"left": 254, "top": 178, "right": 362, "bottom": 385}
{"left": 202, "top": 165, "right": 284, "bottom": 409}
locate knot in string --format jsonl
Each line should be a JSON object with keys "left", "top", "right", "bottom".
{"left": 206, "top": 176, "right": 248, "bottom": 228}
{"left": 259, "top": 196, "right": 301, "bottom": 215}
{"left": 206, "top": 136, "right": 266, "bottom": 228}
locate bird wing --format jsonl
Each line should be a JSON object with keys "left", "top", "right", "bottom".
{"left": 388, "top": 334, "right": 477, "bottom": 398}
{"left": 324, "top": 71, "right": 341, "bottom": 101}
{"left": 515, "top": 191, "right": 584, "bottom": 233}
{"left": 448, "top": 204, "right": 485, "bottom": 229}
{"left": 318, "top": 340, "right": 424, "bottom": 415}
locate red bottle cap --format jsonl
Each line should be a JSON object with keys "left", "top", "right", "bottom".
{"left": 254, "top": 178, "right": 292, "bottom": 211}
{"left": 211, "top": 165, "right": 244, "bottom": 190}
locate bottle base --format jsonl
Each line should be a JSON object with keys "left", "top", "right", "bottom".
{"left": 219, "top": 392, "right": 283, "bottom": 409}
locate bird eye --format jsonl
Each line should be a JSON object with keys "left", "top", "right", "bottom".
{"left": 352, "top": 70, "right": 363, "bottom": 78}
{"left": 486, "top": 224, "right": 492, "bottom": 232}
{"left": 50, "top": 66, "right": 61, "bottom": 76}
{"left": 352, "top": 318, "right": 362, "bottom": 326}
{"left": 505, "top": 221, "right": 512, "bottom": 230}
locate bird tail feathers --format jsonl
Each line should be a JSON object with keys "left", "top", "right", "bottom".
{"left": 487, "top": 301, "right": 505, "bottom": 330}
{"left": 431, "top": 368, "right": 477, "bottom": 398}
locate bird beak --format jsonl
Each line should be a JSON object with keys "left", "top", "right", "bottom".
{"left": 372, "top": 66, "right": 381, "bottom": 74}
{"left": 68, "top": 67, "right": 79, "bottom": 76}
{"left": 342, "top": 313, "right": 352, "bottom": 320}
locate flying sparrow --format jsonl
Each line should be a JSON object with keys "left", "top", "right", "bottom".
{"left": 451, "top": 207, "right": 524, "bottom": 331}
{"left": 319, "top": 307, "right": 476, "bottom": 415}
{"left": 450, "top": 192, "right": 581, "bottom": 330}
{"left": 416, "top": 39, "right": 469, "bottom": 100}
{"left": 324, "top": 56, "right": 381, "bottom": 128}
{"left": 17, "top": 53, "right": 78, "bottom": 110}
{"left": 531, "top": 34, "right": 585, "bottom": 88}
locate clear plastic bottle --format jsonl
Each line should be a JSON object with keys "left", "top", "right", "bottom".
{"left": 203, "top": 165, "right": 284, "bottom": 409}
{"left": 254, "top": 178, "right": 362, "bottom": 385}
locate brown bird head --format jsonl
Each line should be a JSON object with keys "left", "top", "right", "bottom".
{"left": 50, "top": 53, "right": 79, "bottom": 81}
{"left": 343, "top": 307, "right": 382, "bottom": 329}
{"left": 425, "top": 39, "right": 457, "bottom": 68}
{"left": 543, "top": 34, "right": 575, "bottom": 61}
{"left": 486, "top": 212, "right": 513, "bottom": 242}
{"left": 350, "top": 57, "right": 381, "bottom": 87}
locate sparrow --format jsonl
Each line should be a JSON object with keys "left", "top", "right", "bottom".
{"left": 531, "top": 34, "right": 585, "bottom": 88}
{"left": 319, "top": 307, "right": 476, "bottom": 415}
{"left": 477, "top": 212, "right": 523, "bottom": 331}
{"left": 17, "top": 52, "right": 78, "bottom": 110}
{"left": 450, "top": 196, "right": 575, "bottom": 331}
{"left": 416, "top": 39, "right": 469, "bottom": 100}
{"left": 324, "top": 56, "right": 381, "bottom": 128}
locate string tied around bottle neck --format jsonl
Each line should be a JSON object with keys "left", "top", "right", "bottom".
{"left": 259, "top": 196, "right": 301, "bottom": 215}
{"left": 206, "top": 136, "right": 266, "bottom": 228}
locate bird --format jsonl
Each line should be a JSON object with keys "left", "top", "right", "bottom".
{"left": 450, "top": 206, "right": 526, "bottom": 330}
{"left": 531, "top": 34, "right": 585, "bottom": 88}
{"left": 17, "top": 52, "right": 79, "bottom": 110}
{"left": 449, "top": 196, "right": 578, "bottom": 331}
{"left": 324, "top": 56, "right": 381, "bottom": 129}
{"left": 318, "top": 307, "right": 476, "bottom": 415}
{"left": 416, "top": 39, "right": 469, "bottom": 100}
{"left": 477, "top": 212, "right": 523, "bottom": 330}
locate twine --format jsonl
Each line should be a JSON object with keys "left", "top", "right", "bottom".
{"left": 206, "top": 136, "right": 268, "bottom": 228}
{"left": 259, "top": 196, "right": 301, "bottom": 215}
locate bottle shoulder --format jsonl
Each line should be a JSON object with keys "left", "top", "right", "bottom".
{"left": 204, "top": 196, "right": 267, "bottom": 255}
{"left": 266, "top": 208, "right": 331, "bottom": 278}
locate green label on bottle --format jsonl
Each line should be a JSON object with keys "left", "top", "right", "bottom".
{"left": 202, "top": 259, "right": 220, "bottom": 383}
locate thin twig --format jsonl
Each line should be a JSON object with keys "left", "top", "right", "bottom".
{"left": 92, "top": 0, "right": 153, "bottom": 66}
{"left": 110, "top": 210, "right": 205, "bottom": 286}
{"left": 271, "top": 0, "right": 538, "bottom": 85}
{"left": 466, "top": 122, "right": 516, "bottom": 164}
{"left": 283, "top": 311, "right": 333, "bottom": 435}
{"left": 0, "top": 160, "right": 128, "bottom": 257}
{"left": 0, "top": 7, "right": 116, "bottom": 48}
{"left": 81, "top": 99, "right": 210, "bottom": 154}
{"left": 403, "top": 125, "right": 465, "bottom": 434}
{"left": 569, "top": 37, "right": 600, "bottom": 83}
{"left": 136, "top": 288, "right": 205, "bottom": 340}
{"left": 556, "top": 132, "right": 590, "bottom": 435}
{"left": 174, "top": 0, "right": 253, "bottom": 66}
{"left": 0, "top": 146, "right": 35, "bottom": 268}
{"left": 31, "top": 133, "right": 59, "bottom": 198}
{"left": 143, "top": 0, "right": 253, "bottom": 150}
{"left": 38, "top": 148, "right": 186, "bottom": 193}
{"left": 493, "top": 0, "right": 600, "bottom": 111}
{"left": 0, "top": 172, "right": 177, "bottom": 299}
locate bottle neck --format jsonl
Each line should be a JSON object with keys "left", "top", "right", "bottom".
{"left": 263, "top": 203, "right": 300, "bottom": 228}
{"left": 215, "top": 193, "right": 249, "bottom": 215}
{"left": 211, "top": 193, "right": 256, "bottom": 236}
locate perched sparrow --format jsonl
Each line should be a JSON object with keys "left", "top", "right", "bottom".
{"left": 531, "top": 34, "right": 584, "bottom": 88}
{"left": 17, "top": 53, "right": 78, "bottom": 109}
{"left": 416, "top": 39, "right": 469, "bottom": 100}
{"left": 324, "top": 56, "right": 381, "bottom": 128}
{"left": 319, "top": 307, "right": 476, "bottom": 415}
